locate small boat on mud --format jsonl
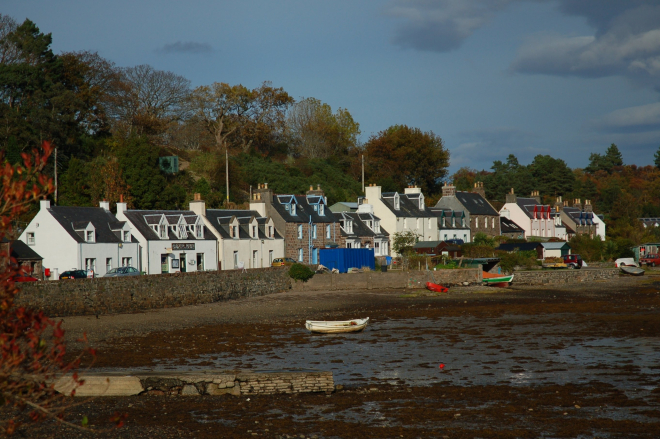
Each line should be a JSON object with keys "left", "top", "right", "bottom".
{"left": 620, "top": 266, "right": 644, "bottom": 276}
{"left": 426, "top": 282, "right": 449, "bottom": 293}
{"left": 482, "top": 271, "right": 514, "bottom": 287}
{"left": 305, "top": 318, "right": 369, "bottom": 334}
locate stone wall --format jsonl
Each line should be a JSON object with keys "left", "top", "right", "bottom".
{"left": 512, "top": 268, "right": 619, "bottom": 285}
{"left": 291, "top": 269, "right": 482, "bottom": 292}
{"left": 16, "top": 268, "right": 291, "bottom": 317}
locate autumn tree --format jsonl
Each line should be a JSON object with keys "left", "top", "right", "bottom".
{"left": 364, "top": 125, "right": 449, "bottom": 195}
{"left": 287, "top": 97, "right": 361, "bottom": 159}
{"left": 0, "top": 14, "right": 18, "bottom": 64}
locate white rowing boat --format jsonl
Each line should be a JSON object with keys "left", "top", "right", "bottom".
{"left": 305, "top": 317, "right": 369, "bottom": 334}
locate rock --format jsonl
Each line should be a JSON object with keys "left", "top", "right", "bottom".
{"left": 181, "top": 384, "right": 199, "bottom": 395}
{"left": 146, "top": 390, "right": 165, "bottom": 396}
{"left": 463, "top": 282, "right": 469, "bottom": 286}
{"left": 574, "top": 404, "right": 580, "bottom": 409}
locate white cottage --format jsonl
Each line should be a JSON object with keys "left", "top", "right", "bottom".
{"left": 116, "top": 202, "right": 218, "bottom": 274}
{"left": 189, "top": 194, "right": 285, "bottom": 270}
{"left": 19, "top": 200, "right": 140, "bottom": 278}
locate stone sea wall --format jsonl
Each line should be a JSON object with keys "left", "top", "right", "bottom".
{"left": 512, "top": 268, "right": 620, "bottom": 285}
{"left": 16, "top": 268, "right": 291, "bottom": 317}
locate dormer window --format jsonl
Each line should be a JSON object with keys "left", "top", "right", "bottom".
{"left": 269, "top": 226, "right": 273, "bottom": 238}
{"left": 374, "top": 221, "right": 380, "bottom": 233}
{"left": 233, "top": 225, "right": 238, "bottom": 239}
{"left": 252, "top": 225, "right": 257, "bottom": 238}
{"left": 86, "top": 231, "right": 95, "bottom": 242}
{"left": 419, "top": 195, "right": 425, "bottom": 210}
{"left": 196, "top": 225, "right": 203, "bottom": 238}
{"left": 319, "top": 204, "right": 324, "bottom": 216}
{"left": 394, "top": 194, "right": 400, "bottom": 210}
{"left": 452, "top": 217, "right": 456, "bottom": 227}
{"left": 291, "top": 204, "right": 297, "bottom": 216}
{"left": 442, "top": 217, "right": 446, "bottom": 227}
{"left": 123, "top": 231, "right": 130, "bottom": 242}
{"left": 160, "top": 224, "right": 167, "bottom": 239}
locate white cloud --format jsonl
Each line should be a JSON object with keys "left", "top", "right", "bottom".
{"left": 591, "top": 102, "right": 660, "bottom": 131}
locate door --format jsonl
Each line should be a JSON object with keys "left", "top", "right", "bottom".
{"left": 180, "top": 253, "right": 186, "bottom": 272}
{"left": 197, "top": 253, "right": 204, "bottom": 271}
{"left": 312, "top": 248, "right": 318, "bottom": 264}
{"left": 269, "top": 250, "right": 273, "bottom": 266}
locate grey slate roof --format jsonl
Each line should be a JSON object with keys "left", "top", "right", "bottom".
{"left": 428, "top": 207, "right": 469, "bottom": 230}
{"left": 270, "top": 195, "right": 337, "bottom": 224}
{"left": 515, "top": 197, "right": 552, "bottom": 219}
{"left": 380, "top": 193, "right": 434, "bottom": 218}
{"left": 122, "top": 210, "right": 216, "bottom": 241}
{"left": 10, "top": 240, "right": 42, "bottom": 260}
{"left": 500, "top": 217, "right": 524, "bottom": 233}
{"left": 48, "top": 206, "right": 128, "bottom": 244}
{"left": 454, "top": 192, "right": 499, "bottom": 216}
{"left": 204, "top": 209, "right": 283, "bottom": 240}
{"left": 541, "top": 242, "right": 570, "bottom": 250}
{"left": 338, "top": 212, "right": 389, "bottom": 239}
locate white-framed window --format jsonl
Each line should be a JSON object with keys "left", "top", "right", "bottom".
{"left": 443, "top": 234, "right": 448, "bottom": 240}
{"left": 442, "top": 217, "right": 446, "bottom": 227}
{"left": 123, "top": 231, "right": 130, "bottom": 242}
{"left": 27, "top": 232, "right": 35, "bottom": 245}
{"left": 196, "top": 225, "right": 203, "bottom": 238}
{"left": 233, "top": 251, "right": 239, "bottom": 269}
{"left": 253, "top": 225, "right": 257, "bottom": 238}
{"left": 355, "top": 241, "right": 361, "bottom": 249}
{"left": 375, "top": 242, "right": 380, "bottom": 255}
{"left": 233, "top": 226, "right": 238, "bottom": 238}
{"left": 312, "top": 224, "right": 317, "bottom": 239}
{"left": 319, "top": 204, "right": 324, "bottom": 216}
{"left": 475, "top": 217, "right": 479, "bottom": 228}
{"left": 253, "top": 250, "right": 258, "bottom": 268}
{"left": 269, "top": 226, "right": 273, "bottom": 237}
{"left": 394, "top": 194, "right": 400, "bottom": 210}
{"left": 298, "top": 248, "right": 303, "bottom": 262}
{"left": 178, "top": 223, "right": 187, "bottom": 238}
{"left": 492, "top": 218, "right": 495, "bottom": 229}
{"left": 86, "top": 230, "right": 94, "bottom": 242}
{"left": 326, "top": 224, "right": 331, "bottom": 239}
{"left": 375, "top": 221, "right": 380, "bottom": 233}
{"left": 106, "top": 258, "right": 112, "bottom": 272}
{"left": 85, "top": 258, "right": 96, "bottom": 272}
{"left": 291, "top": 204, "right": 297, "bottom": 216}
{"left": 159, "top": 224, "right": 167, "bottom": 239}
{"left": 297, "top": 224, "right": 303, "bottom": 239}
{"left": 347, "top": 242, "right": 352, "bottom": 249}
{"left": 452, "top": 217, "right": 455, "bottom": 227}
{"left": 122, "top": 257, "right": 132, "bottom": 267}
{"left": 269, "top": 250, "right": 273, "bottom": 265}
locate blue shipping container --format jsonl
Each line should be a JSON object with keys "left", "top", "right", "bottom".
{"left": 319, "top": 248, "right": 375, "bottom": 273}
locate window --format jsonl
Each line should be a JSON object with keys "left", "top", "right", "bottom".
{"left": 417, "top": 218, "right": 421, "bottom": 229}
{"left": 394, "top": 194, "right": 400, "bottom": 210}
{"left": 442, "top": 217, "right": 446, "bottom": 227}
{"left": 492, "top": 218, "right": 495, "bottom": 229}
{"left": 269, "top": 250, "right": 273, "bottom": 265}
{"left": 319, "top": 204, "right": 324, "bottom": 216}
{"left": 86, "top": 230, "right": 94, "bottom": 242}
{"left": 106, "top": 258, "right": 112, "bottom": 272}
{"left": 297, "top": 224, "right": 303, "bottom": 239}
{"left": 121, "top": 257, "right": 132, "bottom": 267}
{"left": 452, "top": 217, "right": 455, "bottom": 227}
{"left": 375, "top": 242, "right": 380, "bottom": 255}
{"left": 312, "top": 224, "right": 317, "bottom": 239}
{"left": 233, "top": 226, "right": 238, "bottom": 238}
{"left": 178, "top": 224, "right": 187, "bottom": 238}
{"left": 253, "top": 250, "right": 258, "bottom": 268}
{"left": 347, "top": 242, "right": 352, "bottom": 249}
{"left": 85, "top": 258, "right": 96, "bottom": 272}
{"left": 159, "top": 224, "right": 167, "bottom": 239}
{"left": 475, "top": 217, "right": 478, "bottom": 228}
{"left": 123, "top": 231, "right": 130, "bottom": 242}
{"left": 196, "top": 225, "right": 203, "bottom": 238}
{"left": 462, "top": 217, "right": 465, "bottom": 227}
{"left": 233, "top": 251, "right": 239, "bottom": 269}
{"left": 326, "top": 225, "right": 331, "bottom": 239}
{"left": 298, "top": 248, "right": 303, "bottom": 262}
{"left": 27, "top": 232, "right": 35, "bottom": 245}
{"left": 291, "top": 204, "right": 297, "bottom": 216}
{"left": 253, "top": 225, "right": 257, "bottom": 238}
{"left": 375, "top": 221, "right": 380, "bottom": 233}
{"left": 269, "top": 226, "right": 273, "bottom": 237}
{"left": 443, "top": 234, "right": 448, "bottom": 240}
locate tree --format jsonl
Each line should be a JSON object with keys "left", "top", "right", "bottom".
{"left": 585, "top": 143, "right": 624, "bottom": 174}
{"left": 654, "top": 145, "right": 660, "bottom": 169}
{"left": 451, "top": 167, "right": 477, "bottom": 191}
{"left": 188, "top": 81, "right": 293, "bottom": 155}
{"left": 0, "top": 14, "right": 18, "bottom": 65}
{"left": 116, "top": 137, "right": 167, "bottom": 209}
{"left": 364, "top": 125, "right": 449, "bottom": 195}
{"left": 392, "top": 230, "right": 420, "bottom": 255}
{"left": 528, "top": 155, "right": 575, "bottom": 197}
{"left": 287, "top": 97, "right": 361, "bottom": 159}
{"left": 0, "top": 142, "right": 123, "bottom": 434}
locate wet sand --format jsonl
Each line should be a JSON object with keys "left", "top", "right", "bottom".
{"left": 24, "top": 276, "right": 660, "bottom": 437}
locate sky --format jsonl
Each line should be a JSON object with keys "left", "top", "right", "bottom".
{"left": 3, "top": 0, "right": 660, "bottom": 173}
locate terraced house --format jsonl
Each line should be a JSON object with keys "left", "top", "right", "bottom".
{"left": 335, "top": 203, "right": 390, "bottom": 256}
{"left": 435, "top": 182, "right": 501, "bottom": 239}
{"left": 499, "top": 189, "right": 555, "bottom": 240}
{"left": 428, "top": 207, "right": 471, "bottom": 243}
{"left": 253, "top": 184, "right": 341, "bottom": 264}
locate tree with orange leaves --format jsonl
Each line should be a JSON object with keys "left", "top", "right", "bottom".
{"left": 0, "top": 142, "right": 124, "bottom": 434}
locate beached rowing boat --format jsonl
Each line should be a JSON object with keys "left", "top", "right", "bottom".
{"left": 426, "top": 282, "right": 449, "bottom": 293}
{"left": 305, "top": 318, "right": 369, "bottom": 333}
{"left": 620, "top": 266, "right": 644, "bottom": 276}
{"left": 482, "top": 271, "right": 514, "bottom": 287}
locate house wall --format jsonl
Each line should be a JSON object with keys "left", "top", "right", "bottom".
{"left": 19, "top": 207, "right": 81, "bottom": 279}
{"left": 592, "top": 215, "right": 606, "bottom": 240}
{"left": 78, "top": 242, "right": 141, "bottom": 276}
{"left": 142, "top": 239, "right": 217, "bottom": 275}
{"left": 284, "top": 222, "right": 341, "bottom": 263}
{"left": 469, "top": 214, "right": 502, "bottom": 238}
{"left": 500, "top": 203, "right": 532, "bottom": 237}
{"left": 560, "top": 211, "right": 597, "bottom": 238}
{"left": 438, "top": 227, "right": 471, "bottom": 242}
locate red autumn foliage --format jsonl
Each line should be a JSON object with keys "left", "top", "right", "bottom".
{"left": 0, "top": 142, "right": 125, "bottom": 434}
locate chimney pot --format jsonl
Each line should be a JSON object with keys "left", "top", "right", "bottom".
{"left": 310, "top": 185, "right": 313, "bottom": 191}
{"left": 120, "top": 194, "right": 124, "bottom": 203}
{"left": 264, "top": 183, "right": 268, "bottom": 189}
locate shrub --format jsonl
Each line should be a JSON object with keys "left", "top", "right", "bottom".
{"left": 497, "top": 250, "right": 538, "bottom": 273}
{"left": 289, "top": 263, "right": 315, "bottom": 282}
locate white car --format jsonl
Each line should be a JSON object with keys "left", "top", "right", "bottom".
{"left": 614, "top": 258, "right": 638, "bottom": 268}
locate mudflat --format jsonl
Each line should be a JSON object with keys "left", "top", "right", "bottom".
{"left": 26, "top": 276, "right": 660, "bottom": 437}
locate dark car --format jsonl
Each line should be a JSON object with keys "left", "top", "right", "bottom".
{"left": 562, "top": 254, "right": 583, "bottom": 269}
{"left": 59, "top": 270, "right": 88, "bottom": 280}
{"left": 104, "top": 266, "right": 141, "bottom": 277}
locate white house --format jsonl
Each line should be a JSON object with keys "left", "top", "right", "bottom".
{"left": 364, "top": 184, "right": 438, "bottom": 256}
{"left": 189, "top": 194, "right": 285, "bottom": 270}
{"left": 336, "top": 203, "right": 390, "bottom": 256}
{"left": 499, "top": 189, "right": 556, "bottom": 240}
{"left": 19, "top": 200, "right": 140, "bottom": 279}
{"left": 116, "top": 201, "right": 218, "bottom": 274}
{"left": 428, "top": 207, "right": 471, "bottom": 243}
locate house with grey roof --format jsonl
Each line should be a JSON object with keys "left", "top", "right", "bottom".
{"left": 435, "top": 182, "right": 501, "bottom": 239}
{"left": 117, "top": 201, "right": 217, "bottom": 275}
{"left": 428, "top": 207, "right": 471, "bottom": 243}
{"left": 335, "top": 205, "right": 390, "bottom": 256}
{"left": 555, "top": 198, "right": 601, "bottom": 240}
{"left": 364, "top": 184, "right": 439, "bottom": 256}
{"left": 19, "top": 200, "right": 140, "bottom": 278}
{"left": 499, "top": 189, "right": 556, "bottom": 240}
{"left": 500, "top": 216, "right": 525, "bottom": 240}
{"left": 188, "top": 194, "right": 284, "bottom": 270}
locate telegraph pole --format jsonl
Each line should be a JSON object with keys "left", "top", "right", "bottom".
{"left": 361, "top": 154, "right": 365, "bottom": 193}
{"left": 225, "top": 146, "right": 229, "bottom": 202}
{"left": 54, "top": 148, "right": 58, "bottom": 204}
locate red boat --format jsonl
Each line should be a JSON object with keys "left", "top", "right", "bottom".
{"left": 426, "top": 282, "right": 449, "bottom": 293}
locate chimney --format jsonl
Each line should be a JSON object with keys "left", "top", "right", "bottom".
{"left": 99, "top": 200, "right": 110, "bottom": 210}
{"left": 531, "top": 190, "right": 541, "bottom": 204}
{"left": 250, "top": 191, "right": 266, "bottom": 217}
{"left": 584, "top": 199, "right": 593, "bottom": 213}
{"left": 442, "top": 181, "right": 456, "bottom": 198}
{"left": 563, "top": 200, "right": 569, "bottom": 207}
{"left": 306, "top": 184, "right": 325, "bottom": 197}
{"left": 40, "top": 199, "right": 51, "bottom": 210}
{"left": 116, "top": 200, "right": 127, "bottom": 218}
{"left": 573, "top": 198, "right": 582, "bottom": 210}
{"left": 554, "top": 196, "right": 563, "bottom": 212}
{"left": 253, "top": 183, "right": 273, "bottom": 207}
{"left": 365, "top": 184, "right": 382, "bottom": 202}
{"left": 473, "top": 181, "right": 486, "bottom": 199}
{"left": 505, "top": 188, "right": 516, "bottom": 204}
{"left": 357, "top": 202, "right": 374, "bottom": 214}
{"left": 501, "top": 208, "right": 510, "bottom": 219}
{"left": 189, "top": 192, "right": 206, "bottom": 217}
{"left": 404, "top": 186, "right": 422, "bottom": 194}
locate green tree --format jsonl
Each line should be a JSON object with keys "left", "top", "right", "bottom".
{"left": 392, "top": 230, "right": 420, "bottom": 256}
{"left": 585, "top": 144, "right": 624, "bottom": 174}
{"left": 116, "top": 137, "right": 167, "bottom": 209}
{"left": 365, "top": 125, "right": 449, "bottom": 195}
{"left": 528, "top": 155, "right": 575, "bottom": 197}
{"left": 654, "top": 145, "right": 660, "bottom": 169}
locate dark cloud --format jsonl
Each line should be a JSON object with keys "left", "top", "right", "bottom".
{"left": 157, "top": 41, "right": 213, "bottom": 54}
{"left": 386, "top": 0, "right": 513, "bottom": 52}
{"left": 451, "top": 127, "right": 540, "bottom": 169}
{"left": 510, "top": 2, "right": 660, "bottom": 88}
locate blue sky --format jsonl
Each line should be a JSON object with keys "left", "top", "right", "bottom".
{"left": 3, "top": 0, "right": 660, "bottom": 172}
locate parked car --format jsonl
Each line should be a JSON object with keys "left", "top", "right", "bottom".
{"left": 562, "top": 254, "right": 583, "bottom": 269}
{"left": 639, "top": 254, "right": 660, "bottom": 267}
{"left": 615, "top": 257, "right": 639, "bottom": 268}
{"left": 59, "top": 270, "right": 88, "bottom": 280}
{"left": 271, "top": 257, "right": 296, "bottom": 267}
{"left": 104, "top": 266, "right": 141, "bottom": 277}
